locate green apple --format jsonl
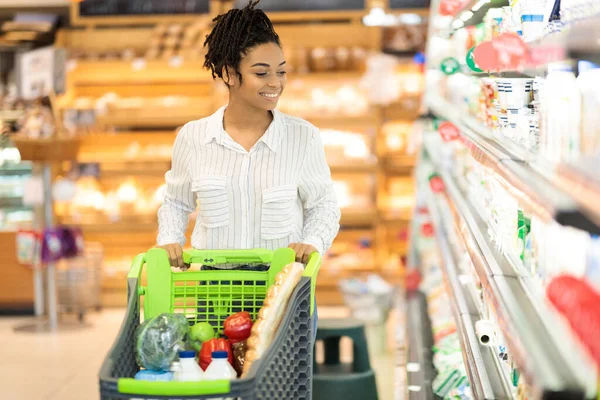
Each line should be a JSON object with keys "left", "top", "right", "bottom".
{"left": 188, "top": 322, "right": 215, "bottom": 352}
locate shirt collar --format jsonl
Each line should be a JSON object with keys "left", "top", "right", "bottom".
{"left": 204, "top": 106, "right": 283, "bottom": 153}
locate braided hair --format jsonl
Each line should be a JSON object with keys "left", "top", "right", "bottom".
{"left": 203, "top": 0, "right": 281, "bottom": 86}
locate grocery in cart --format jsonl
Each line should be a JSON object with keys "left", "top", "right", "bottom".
{"left": 99, "top": 247, "right": 320, "bottom": 400}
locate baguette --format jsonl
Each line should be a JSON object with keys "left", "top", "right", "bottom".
{"left": 242, "top": 263, "right": 303, "bottom": 377}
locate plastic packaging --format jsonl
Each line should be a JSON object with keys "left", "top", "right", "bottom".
{"left": 576, "top": 67, "right": 600, "bottom": 156}
{"left": 134, "top": 370, "right": 173, "bottom": 381}
{"left": 135, "top": 313, "right": 189, "bottom": 372}
{"left": 177, "top": 350, "right": 204, "bottom": 382}
{"left": 542, "top": 65, "right": 581, "bottom": 162}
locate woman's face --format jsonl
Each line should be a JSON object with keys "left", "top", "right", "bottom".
{"left": 227, "top": 42, "right": 287, "bottom": 111}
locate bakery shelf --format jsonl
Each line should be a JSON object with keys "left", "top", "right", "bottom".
{"left": 0, "top": 110, "right": 25, "bottom": 122}
{"left": 58, "top": 217, "right": 159, "bottom": 233}
{"left": 305, "top": 113, "right": 379, "bottom": 129}
{"left": 421, "top": 168, "right": 514, "bottom": 400}
{"left": 380, "top": 208, "right": 412, "bottom": 224}
{"left": 404, "top": 291, "right": 435, "bottom": 400}
{"left": 427, "top": 96, "right": 600, "bottom": 234}
{"left": 68, "top": 60, "right": 213, "bottom": 86}
{"left": 382, "top": 155, "right": 417, "bottom": 174}
{"left": 422, "top": 134, "right": 595, "bottom": 399}
{"left": 91, "top": 160, "right": 171, "bottom": 177}
{"left": 329, "top": 160, "right": 378, "bottom": 174}
{"left": 288, "top": 71, "right": 366, "bottom": 82}
{"left": 95, "top": 110, "right": 205, "bottom": 129}
{"left": 340, "top": 208, "right": 378, "bottom": 227}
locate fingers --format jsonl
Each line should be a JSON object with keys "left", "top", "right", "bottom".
{"left": 288, "top": 243, "right": 316, "bottom": 264}
{"left": 158, "top": 243, "right": 185, "bottom": 270}
{"left": 166, "top": 245, "right": 179, "bottom": 269}
{"left": 175, "top": 246, "right": 185, "bottom": 270}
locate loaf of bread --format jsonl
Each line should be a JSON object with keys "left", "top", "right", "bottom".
{"left": 242, "top": 262, "right": 304, "bottom": 377}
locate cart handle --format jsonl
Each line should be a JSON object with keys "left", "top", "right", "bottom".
{"left": 127, "top": 253, "right": 146, "bottom": 280}
{"left": 118, "top": 378, "right": 230, "bottom": 397}
{"left": 183, "top": 249, "right": 273, "bottom": 266}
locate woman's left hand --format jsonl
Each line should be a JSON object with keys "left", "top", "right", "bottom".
{"left": 288, "top": 243, "right": 318, "bottom": 264}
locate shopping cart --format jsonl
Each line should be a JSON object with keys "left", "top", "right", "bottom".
{"left": 56, "top": 242, "right": 104, "bottom": 321}
{"left": 99, "top": 247, "right": 320, "bottom": 400}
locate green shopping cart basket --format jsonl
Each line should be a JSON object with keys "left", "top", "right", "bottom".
{"left": 99, "top": 247, "right": 320, "bottom": 400}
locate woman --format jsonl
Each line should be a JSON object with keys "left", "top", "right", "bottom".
{"left": 156, "top": 0, "right": 340, "bottom": 270}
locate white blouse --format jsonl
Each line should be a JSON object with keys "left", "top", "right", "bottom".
{"left": 157, "top": 106, "right": 341, "bottom": 255}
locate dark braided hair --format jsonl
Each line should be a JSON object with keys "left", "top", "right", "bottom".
{"left": 203, "top": 0, "right": 281, "bottom": 85}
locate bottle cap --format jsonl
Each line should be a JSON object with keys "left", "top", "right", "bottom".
{"left": 212, "top": 351, "right": 228, "bottom": 359}
{"left": 179, "top": 350, "right": 196, "bottom": 359}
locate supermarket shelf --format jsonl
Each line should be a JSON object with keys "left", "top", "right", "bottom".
{"left": 0, "top": 196, "right": 25, "bottom": 209}
{"left": 305, "top": 113, "right": 379, "bottom": 128}
{"left": 68, "top": 60, "right": 213, "bottom": 86}
{"left": 422, "top": 169, "right": 514, "bottom": 400}
{"left": 525, "top": 17, "right": 600, "bottom": 66}
{"left": 422, "top": 135, "right": 594, "bottom": 398}
{"left": 58, "top": 217, "right": 159, "bottom": 233}
{"left": 405, "top": 291, "right": 435, "bottom": 400}
{"left": 94, "top": 160, "right": 171, "bottom": 177}
{"left": 329, "top": 160, "right": 378, "bottom": 174}
{"left": 289, "top": 71, "right": 365, "bottom": 82}
{"left": 0, "top": 110, "right": 25, "bottom": 122}
{"left": 382, "top": 155, "right": 416, "bottom": 174}
{"left": 340, "top": 208, "right": 378, "bottom": 227}
{"left": 380, "top": 208, "right": 412, "bottom": 224}
{"left": 96, "top": 114, "right": 196, "bottom": 129}
{"left": 0, "top": 163, "right": 32, "bottom": 175}
{"left": 427, "top": 96, "right": 600, "bottom": 234}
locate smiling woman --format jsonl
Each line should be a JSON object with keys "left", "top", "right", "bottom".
{"left": 156, "top": 0, "right": 341, "bottom": 271}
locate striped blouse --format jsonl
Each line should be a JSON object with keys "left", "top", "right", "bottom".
{"left": 157, "top": 105, "right": 341, "bottom": 256}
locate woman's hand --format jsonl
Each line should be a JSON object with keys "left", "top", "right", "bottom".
{"left": 156, "top": 243, "right": 187, "bottom": 270}
{"left": 288, "top": 243, "right": 318, "bottom": 264}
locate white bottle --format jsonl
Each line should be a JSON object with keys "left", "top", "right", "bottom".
{"left": 177, "top": 351, "right": 204, "bottom": 382}
{"left": 204, "top": 351, "right": 237, "bottom": 380}
{"left": 170, "top": 361, "right": 181, "bottom": 381}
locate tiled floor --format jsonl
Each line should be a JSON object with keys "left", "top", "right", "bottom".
{"left": 0, "top": 308, "right": 396, "bottom": 400}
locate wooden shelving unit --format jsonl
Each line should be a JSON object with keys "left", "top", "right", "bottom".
{"left": 52, "top": 4, "right": 423, "bottom": 307}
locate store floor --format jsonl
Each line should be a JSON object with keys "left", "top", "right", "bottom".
{"left": 0, "top": 307, "right": 396, "bottom": 400}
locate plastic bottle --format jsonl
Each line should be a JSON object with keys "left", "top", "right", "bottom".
{"left": 177, "top": 351, "right": 204, "bottom": 382}
{"left": 170, "top": 361, "right": 181, "bottom": 381}
{"left": 542, "top": 64, "right": 581, "bottom": 162}
{"left": 204, "top": 351, "right": 237, "bottom": 380}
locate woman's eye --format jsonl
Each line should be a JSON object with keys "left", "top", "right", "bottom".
{"left": 255, "top": 73, "right": 267, "bottom": 77}
{"left": 277, "top": 71, "right": 287, "bottom": 75}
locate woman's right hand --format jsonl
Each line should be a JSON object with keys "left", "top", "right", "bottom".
{"left": 156, "top": 243, "right": 187, "bottom": 270}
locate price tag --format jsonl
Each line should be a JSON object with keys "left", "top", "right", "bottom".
{"left": 438, "top": 0, "right": 470, "bottom": 16}
{"left": 466, "top": 46, "right": 483, "bottom": 72}
{"left": 440, "top": 57, "right": 461, "bottom": 75}
{"left": 421, "top": 222, "right": 435, "bottom": 237}
{"left": 473, "top": 41, "right": 499, "bottom": 71}
{"left": 492, "top": 33, "right": 527, "bottom": 70}
{"left": 429, "top": 174, "right": 446, "bottom": 193}
{"left": 438, "top": 121, "right": 460, "bottom": 142}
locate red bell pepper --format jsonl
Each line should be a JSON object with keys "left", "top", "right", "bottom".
{"left": 224, "top": 312, "right": 253, "bottom": 344}
{"left": 199, "top": 338, "right": 233, "bottom": 371}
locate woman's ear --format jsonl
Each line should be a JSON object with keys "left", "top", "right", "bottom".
{"left": 222, "top": 66, "right": 236, "bottom": 87}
